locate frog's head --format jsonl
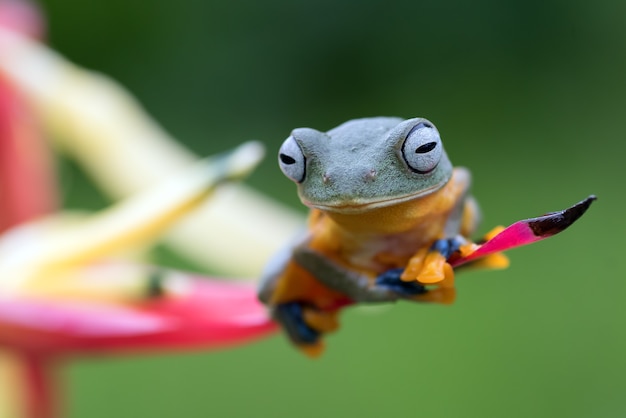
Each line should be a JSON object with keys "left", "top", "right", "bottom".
{"left": 278, "top": 117, "right": 453, "bottom": 214}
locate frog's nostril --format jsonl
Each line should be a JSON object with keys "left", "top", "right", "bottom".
{"left": 322, "top": 173, "right": 331, "bottom": 184}
{"left": 364, "top": 169, "right": 377, "bottom": 182}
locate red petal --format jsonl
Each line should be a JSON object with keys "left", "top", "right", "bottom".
{"left": 0, "top": 0, "right": 45, "bottom": 39}
{"left": 0, "top": 73, "right": 57, "bottom": 232}
{"left": 0, "top": 280, "right": 276, "bottom": 356}
{"left": 450, "top": 196, "right": 596, "bottom": 267}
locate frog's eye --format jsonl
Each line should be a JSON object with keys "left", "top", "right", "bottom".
{"left": 401, "top": 122, "right": 442, "bottom": 174}
{"left": 278, "top": 136, "right": 306, "bottom": 183}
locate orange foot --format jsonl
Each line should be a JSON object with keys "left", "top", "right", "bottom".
{"left": 459, "top": 226, "right": 510, "bottom": 270}
{"left": 297, "top": 308, "right": 340, "bottom": 358}
{"left": 298, "top": 341, "right": 325, "bottom": 358}
{"left": 401, "top": 248, "right": 455, "bottom": 288}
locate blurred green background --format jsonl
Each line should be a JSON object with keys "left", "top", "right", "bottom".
{"left": 36, "top": 0, "right": 624, "bottom": 417}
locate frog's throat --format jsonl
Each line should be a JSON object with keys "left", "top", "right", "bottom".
{"left": 304, "top": 180, "right": 448, "bottom": 215}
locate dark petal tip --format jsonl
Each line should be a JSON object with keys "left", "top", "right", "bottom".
{"left": 529, "top": 195, "right": 596, "bottom": 237}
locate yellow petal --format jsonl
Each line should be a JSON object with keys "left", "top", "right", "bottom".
{"left": 0, "top": 143, "right": 263, "bottom": 292}
{"left": 22, "top": 262, "right": 191, "bottom": 304}
{"left": 0, "top": 28, "right": 303, "bottom": 277}
{"left": 41, "top": 141, "right": 263, "bottom": 265}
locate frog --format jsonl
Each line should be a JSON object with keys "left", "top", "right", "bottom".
{"left": 257, "top": 116, "right": 594, "bottom": 357}
{"left": 257, "top": 117, "right": 488, "bottom": 355}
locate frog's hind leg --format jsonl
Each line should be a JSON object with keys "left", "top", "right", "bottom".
{"left": 266, "top": 259, "right": 346, "bottom": 357}
{"left": 272, "top": 302, "right": 341, "bottom": 357}
{"left": 274, "top": 302, "right": 320, "bottom": 344}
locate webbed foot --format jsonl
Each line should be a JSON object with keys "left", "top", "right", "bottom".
{"left": 401, "top": 237, "right": 463, "bottom": 286}
{"left": 274, "top": 302, "right": 319, "bottom": 344}
{"left": 375, "top": 268, "right": 428, "bottom": 296}
{"left": 430, "top": 237, "right": 464, "bottom": 259}
{"left": 454, "top": 226, "right": 510, "bottom": 270}
{"left": 273, "top": 302, "right": 339, "bottom": 358}
{"left": 376, "top": 267, "right": 456, "bottom": 305}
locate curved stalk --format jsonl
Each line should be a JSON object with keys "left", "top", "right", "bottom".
{"left": 22, "top": 353, "right": 58, "bottom": 418}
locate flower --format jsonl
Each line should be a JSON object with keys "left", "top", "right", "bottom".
{"left": 0, "top": 2, "right": 301, "bottom": 417}
{"left": 0, "top": 18, "right": 303, "bottom": 277}
{"left": 0, "top": 137, "right": 278, "bottom": 418}
{"left": 0, "top": 2, "right": 54, "bottom": 233}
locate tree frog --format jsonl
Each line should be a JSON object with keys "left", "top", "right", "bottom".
{"left": 258, "top": 116, "right": 595, "bottom": 357}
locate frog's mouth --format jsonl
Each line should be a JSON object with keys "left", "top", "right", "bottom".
{"left": 304, "top": 181, "right": 446, "bottom": 214}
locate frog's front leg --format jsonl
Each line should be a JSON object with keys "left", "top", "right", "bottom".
{"left": 396, "top": 170, "right": 478, "bottom": 292}
{"left": 400, "top": 236, "right": 464, "bottom": 284}
{"left": 388, "top": 182, "right": 479, "bottom": 303}
{"left": 380, "top": 237, "right": 464, "bottom": 305}
{"left": 293, "top": 247, "right": 419, "bottom": 303}
{"left": 383, "top": 228, "right": 509, "bottom": 305}
{"left": 294, "top": 247, "right": 444, "bottom": 308}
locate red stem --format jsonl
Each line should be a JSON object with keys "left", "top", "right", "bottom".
{"left": 21, "top": 353, "right": 59, "bottom": 418}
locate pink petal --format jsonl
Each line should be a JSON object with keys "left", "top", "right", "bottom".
{"left": 0, "top": 280, "right": 276, "bottom": 356}
{"left": 0, "top": 73, "right": 57, "bottom": 232}
{"left": 0, "top": 299, "right": 171, "bottom": 353}
{"left": 450, "top": 196, "right": 596, "bottom": 267}
{"left": 0, "top": 0, "right": 45, "bottom": 39}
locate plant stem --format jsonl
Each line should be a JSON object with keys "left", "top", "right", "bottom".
{"left": 22, "top": 353, "right": 58, "bottom": 418}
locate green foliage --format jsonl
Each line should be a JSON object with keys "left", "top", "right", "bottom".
{"left": 37, "top": 0, "right": 625, "bottom": 416}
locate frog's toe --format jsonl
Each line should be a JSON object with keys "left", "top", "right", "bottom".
{"left": 482, "top": 225, "right": 506, "bottom": 242}
{"left": 415, "top": 252, "right": 447, "bottom": 284}
{"left": 431, "top": 237, "right": 464, "bottom": 259}
{"left": 298, "top": 340, "right": 325, "bottom": 358}
{"left": 415, "top": 238, "right": 463, "bottom": 284}
{"left": 303, "top": 307, "right": 340, "bottom": 333}
{"left": 274, "top": 302, "right": 320, "bottom": 345}
{"left": 470, "top": 252, "right": 510, "bottom": 270}
{"left": 376, "top": 268, "right": 428, "bottom": 297}
{"left": 414, "top": 286, "right": 457, "bottom": 305}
